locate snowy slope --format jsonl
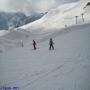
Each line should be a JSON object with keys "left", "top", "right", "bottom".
{"left": 0, "top": 0, "right": 90, "bottom": 90}
{"left": 20, "top": 0, "right": 90, "bottom": 32}
{"left": 0, "top": 30, "right": 9, "bottom": 36}
{"left": 0, "top": 22, "right": 90, "bottom": 90}
{"left": 0, "top": 0, "right": 90, "bottom": 51}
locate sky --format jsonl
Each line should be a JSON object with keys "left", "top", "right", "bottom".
{"left": 0, "top": 0, "right": 79, "bottom": 14}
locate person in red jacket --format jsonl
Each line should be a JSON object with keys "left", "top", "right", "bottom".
{"left": 33, "top": 40, "right": 37, "bottom": 50}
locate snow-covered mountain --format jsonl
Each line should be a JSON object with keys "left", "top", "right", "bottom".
{"left": 19, "top": 0, "right": 90, "bottom": 32}
{"left": 0, "top": 12, "right": 45, "bottom": 30}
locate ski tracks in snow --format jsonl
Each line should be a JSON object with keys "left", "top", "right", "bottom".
{"left": 21, "top": 64, "right": 64, "bottom": 89}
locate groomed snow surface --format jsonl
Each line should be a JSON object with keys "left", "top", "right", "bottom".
{"left": 0, "top": 23, "right": 90, "bottom": 90}
{"left": 0, "top": 0, "right": 90, "bottom": 90}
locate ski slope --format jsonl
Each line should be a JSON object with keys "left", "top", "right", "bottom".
{"left": 0, "top": 0, "right": 90, "bottom": 51}
{"left": 0, "top": 0, "right": 90, "bottom": 90}
{"left": 20, "top": 0, "right": 90, "bottom": 32}
{"left": 0, "top": 22, "right": 90, "bottom": 90}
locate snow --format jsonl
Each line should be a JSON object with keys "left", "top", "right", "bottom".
{"left": 0, "top": 0, "right": 90, "bottom": 90}
{"left": 19, "top": 0, "right": 90, "bottom": 32}
{"left": 0, "top": 30, "right": 9, "bottom": 36}
{"left": 0, "top": 0, "right": 90, "bottom": 51}
{"left": 0, "top": 0, "right": 90, "bottom": 50}
{"left": 0, "top": 23, "right": 90, "bottom": 90}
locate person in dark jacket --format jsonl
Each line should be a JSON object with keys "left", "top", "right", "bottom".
{"left": 33, "top": 40, "right": 37, "bottom": 50}
{"left": 49, "top": 38, "right": 54, "bottom": 50}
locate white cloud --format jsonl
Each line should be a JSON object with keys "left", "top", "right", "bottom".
{"left": 6, "top": 0, "right": 58, "bottom": 14}
{"left": 33, "top": 0, "right": 57, "bottom": 12}
{"left": 0, "top": 0, "right": 79, "bottom": 14}
{"left": 0, "top": 0, "right": 7, "bottom": 10}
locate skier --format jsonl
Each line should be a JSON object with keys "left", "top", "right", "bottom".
{"left": 33, "top": 40, "right": 37, "bottom": 50}
{"left": 49, "top": 38, "right": 54, "bottom": 50}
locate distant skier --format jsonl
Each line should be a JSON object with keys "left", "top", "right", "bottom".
{"left": 33, "top": 40, "right": 37, "bottom": 50}
{"left": 49, "top": 38, "right": 54, "bottom": 50}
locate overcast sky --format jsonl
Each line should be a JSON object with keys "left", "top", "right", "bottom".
{"left": 0, "top": 0, "right": 79, "bottom": 14}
